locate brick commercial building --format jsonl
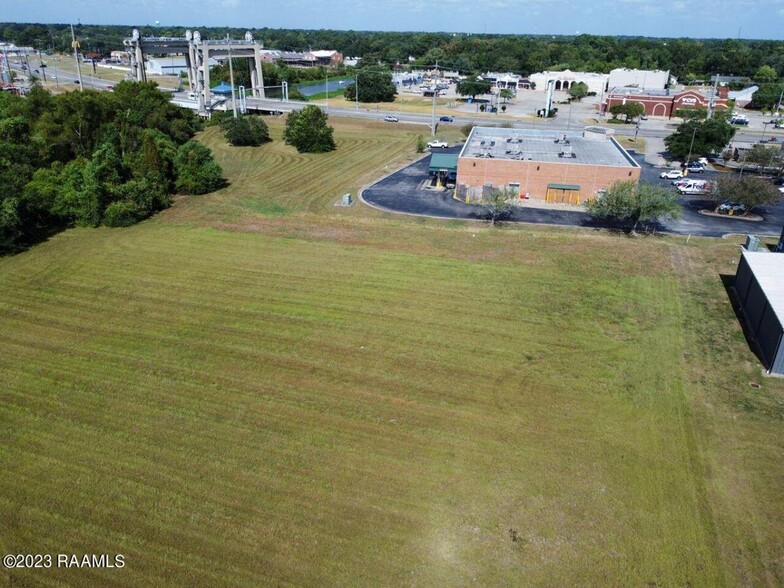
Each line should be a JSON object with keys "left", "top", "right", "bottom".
{"left": 604, "top": 87, "right": 729, "bottom": 118}
{"left": 456, "top": 127, "right": 640, "bottom": 205}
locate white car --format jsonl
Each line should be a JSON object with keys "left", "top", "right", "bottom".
{"left": 427, "top": 140, "right": 449, "bottom": 149}
{"left": 660, "top": 170, "right": 684, "bottom": 180}
{"left": 384, "top": 115, "right": 399, "bottom": 122}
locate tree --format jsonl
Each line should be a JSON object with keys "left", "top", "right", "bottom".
{"left": 415, "top": 135, "right": 426, "bottom": 153}
{"left": 755, "top": 65, "right": 778, "bottom": 84}
{"left": 713, "top": 175, "right": 782, "bottom": 214}
{"left": 283, "top": 105, "right": 336, "bottom": 154}
{"left": 608, "top": 104, "right": 625, "bottom": 121}
{"left": 743, "top": 144, "right": 782, "bottom": 173}
{"left": 482, "top": 187, "right": 514, "bottom": 226}
{"left": 220, "top": 115, "right": 270, "bottom": 146}
{"left": 623, "top": 102, "right": 645, "bottom": 122}
{"left": 664, "top": 118, "right": 736, "bottom": 161}
{"left": 750, "top": 83, "right": 784, "bottom": 111}
{"left": 585, "top": 180, "right": 681, "bottom": 234}
{"left": 174, "top": 140, "right": 225, "bottom": 195}
{"left": 343, "top": 69, "right": 396, "bottom": 103}
{"left": 499, "top": 88, "right": 514, "bottom": 103}
{"left": 568, "top": 82, "right": 589, "bottom": 101}
{"left": 456, "top": 79, "right": 492, "bottom": 99}
{"left": 609, "top": 102, "right": 645, "bottom": 123}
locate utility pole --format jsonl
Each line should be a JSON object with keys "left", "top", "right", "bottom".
{"left": 706, "top": 73, "right": 719, "bottom": 119}
{"left": 71, "top": 24, "right": 83, "bottom": 91}
{"left": 431, "top": 60, "right": 438, "bottom": 136}
{"left": 227, "top": 35, "right": 237, "bottom": 118}
{"left": 38, "top": 49, "right": 46, "bottom": 82}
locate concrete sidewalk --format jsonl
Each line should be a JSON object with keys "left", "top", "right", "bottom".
{"left": 645, "top": 136, "right": 669, "bottom": 168}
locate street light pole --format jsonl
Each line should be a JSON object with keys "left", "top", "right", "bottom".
{"left": 684, "top": 126, "right": 697, "bottom": 175}
{"left": 227, "top": 35, "right": 237, "bottom": 118}
{"left": 70, "top": 24, "right": 83, "bottom": 92}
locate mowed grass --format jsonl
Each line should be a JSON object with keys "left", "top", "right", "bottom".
{"left": 1, "top": 115, "right": 783, "bottom": 585}
{"left": 179, "top": 116, "right": 425, "bottom": 223}
{"left": 1, "top": 223, "right": 725, "bottom": 586}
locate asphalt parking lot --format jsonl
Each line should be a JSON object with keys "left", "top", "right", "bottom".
{"left": 362, "top": 147, "right": 784, "bottom": 237}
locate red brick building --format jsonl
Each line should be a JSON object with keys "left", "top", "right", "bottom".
{"left": 604, "top": 87, "right": 729, "bottom": 118}
{"left": 456, "top": 127, "right": 641, "bottom": 205}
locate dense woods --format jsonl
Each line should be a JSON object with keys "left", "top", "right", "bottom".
{"left": 0, "top": 81, "right": 223, "bottom": 254}
{"left": 3, "top": 23, "right": 784, "bottom": 80}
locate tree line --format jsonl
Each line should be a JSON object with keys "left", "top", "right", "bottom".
{"left": 4, "top": 23, "right": 784, "bottom": 80}
{"left": 0, "top": 81, "right": 223, "bottom": 254}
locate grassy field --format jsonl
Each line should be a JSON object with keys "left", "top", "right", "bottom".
{"left": 1, "top": 116, "right": 783, "bottom": 586}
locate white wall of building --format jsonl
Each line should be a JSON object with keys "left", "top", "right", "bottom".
{"left": 528, "top": 70, "right": 608, "bottom": 94}
{"left": 608, "top": 68, "right": 670, "bottom": 90}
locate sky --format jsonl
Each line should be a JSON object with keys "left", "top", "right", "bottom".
{"left": 2, "top": 0, "right": 783, "bottom": 40}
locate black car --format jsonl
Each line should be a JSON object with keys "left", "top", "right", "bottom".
{"left": 439, "top": 116, "right": 453, "bottom": 122}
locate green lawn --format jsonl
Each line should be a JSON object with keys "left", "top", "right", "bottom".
{"left": 1, "top": 116, "right": 783, "bottom": 586}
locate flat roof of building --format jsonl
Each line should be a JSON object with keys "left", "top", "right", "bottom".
{"left": 459, "top": 127, "right": 639, "bottom": 168}
{"left": 742, "top": 251, "right": 784, "bottom": 325}
{"left": 429, "top": 153, "right": 458, "bottom": 173}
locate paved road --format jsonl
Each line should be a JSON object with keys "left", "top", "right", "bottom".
{"left": 362, "top": 147, "right": 784, "bottom": 237}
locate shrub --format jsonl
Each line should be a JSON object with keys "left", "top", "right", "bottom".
{"left": 461, "top": 123, "right": 475, "bottom": 137}
{"left": 415, "top": 135, "right": 426, "bottom": 153}
{"left": 174, "top": 140, "right": 225, "bottom": 195}
{"left": 103, "top": 201, "right": 140, "bottom": 227}
{"left": 220, "top": 115, "right": 271, "bottom": 146}
{"left": 283, "top": 105, "right": 336, "bottom": 154}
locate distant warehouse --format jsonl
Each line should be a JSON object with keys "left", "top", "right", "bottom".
{"left": 455, "top": 127, "right": 640, "bottom": 204}
{"left": 733, "top": 251, "right": 784, "bottom": 376}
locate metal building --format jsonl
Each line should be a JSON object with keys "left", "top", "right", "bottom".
{"left": 733, "top": 251, "right": 784, "bottom": 375}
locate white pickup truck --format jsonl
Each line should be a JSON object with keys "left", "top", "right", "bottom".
{"left": 427, "top": 140, "right": 449, "bottom": 149}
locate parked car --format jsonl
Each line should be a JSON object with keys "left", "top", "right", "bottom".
{"left": 697, "top": 157, "right": 710, "bottom": 166}
{"left": 685, "top": 164, "right": 705, "bottom": 173}
{"left": 384, "top": 115, "right": 399, "bottom": 122}
{"left": 427, "top": 140, "right": 449, "bottom": 149}
{"left": 660, "top": 169, "right": 684, "bottom": 179}
{"left": 439, "top": 116, "right": 454, "bottom": 122}
{"left": 716, "top": 201, "right": 747, "bottom": 215}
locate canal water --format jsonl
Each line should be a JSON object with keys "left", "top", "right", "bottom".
{"left": 297, "top": 78, "right": 353, "bottom": 97}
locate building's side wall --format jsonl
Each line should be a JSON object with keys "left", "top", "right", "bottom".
{"left": 608, "top": 69, "right": 669, "bottom": 90}
{"left": 456, "top": 157, "right": 640, "bottom": 202}
{"left": 756, "top": 305, "right": 783, "bottom": 373}
{"left": 607, "top": 95, "right": 674, "bottom": 117}
{"left": 734, "top": 258, "right": 784, "bottom": 373}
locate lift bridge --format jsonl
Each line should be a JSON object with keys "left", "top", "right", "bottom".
{"left": 123, "top": 29, "right": 265, "bottom": 115}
